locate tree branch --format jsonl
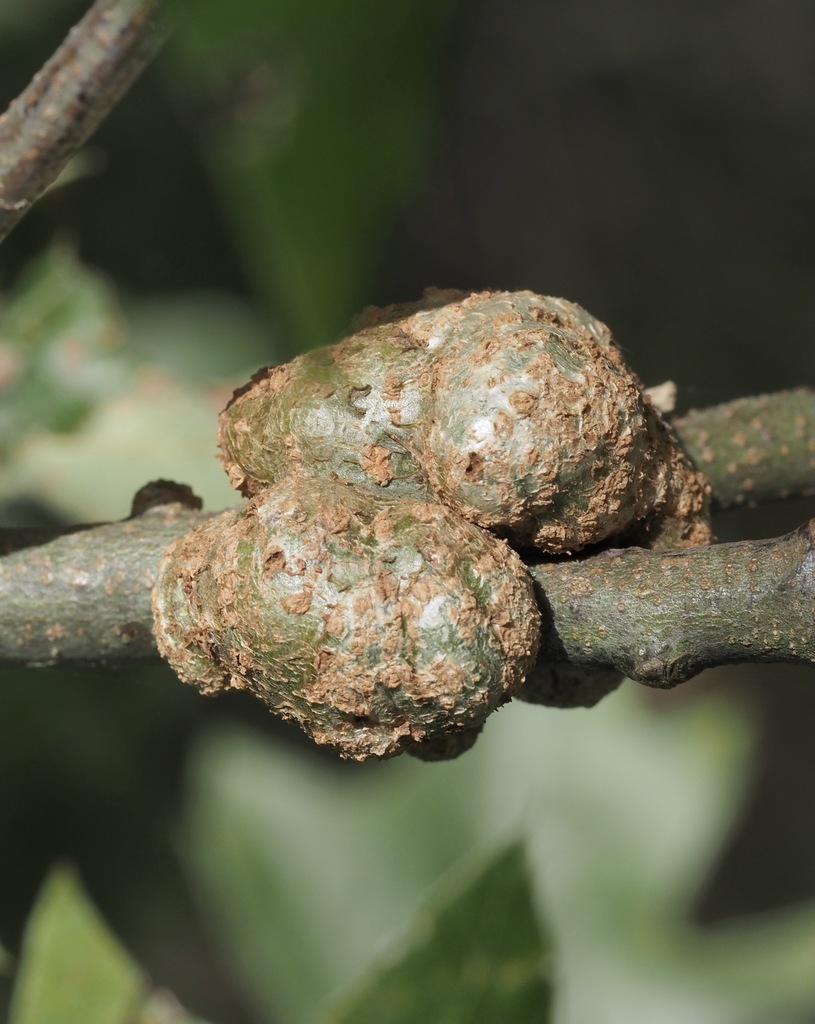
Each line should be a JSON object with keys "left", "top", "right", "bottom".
{"left": 674, "top": 388, "right": 815, "bottom": 509}
{"left": 0, "top": 0, "right": 163, "bottom": 245}
{"left": 0, "top": 386, "right": 811, "bottom": 689}
{"left": 0, "top": 506, "right": 208, "bottom": 667}
{"left": 529, "top": 518, "right": 815, "bottom": 688}
{"left": 2, "top": 499, "right": 814, "bottom": 693}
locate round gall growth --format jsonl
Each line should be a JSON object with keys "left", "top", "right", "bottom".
{"left": 219, "top": 289, "right": 710, "bottom": 554}
{"left": 155, "top": 288, "right": 714, "bottom": 744}
{"left": 152, "top": 475, "right": 540, "bottom": 760}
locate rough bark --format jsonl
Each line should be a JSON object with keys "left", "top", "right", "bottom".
{"left": 0, "top": 503, "right": 207, "bottom": 667}
{"left": 0, "top": 389, "right": 810, "bottom": 691}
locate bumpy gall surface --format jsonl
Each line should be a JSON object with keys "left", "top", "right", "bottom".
{"left": 153, "top": 474, "right": 540, "bottom": 760}
{"left": 162, "top": 289, "right": 716, "bottom": 731}
{"left": 219, "top": 289, "right": 710, "bottom": 554}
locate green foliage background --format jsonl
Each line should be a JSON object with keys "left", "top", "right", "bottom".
{"left": 0, "top": 1, "right": 814, "bottom": 1021}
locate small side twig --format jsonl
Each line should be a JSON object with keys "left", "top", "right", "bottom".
{"left": 0, "top": 0, "right": 163, "bottom": 245}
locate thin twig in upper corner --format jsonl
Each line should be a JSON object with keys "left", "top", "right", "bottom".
{"left": 0, "top": 0, "right": 164, "bottom": 246}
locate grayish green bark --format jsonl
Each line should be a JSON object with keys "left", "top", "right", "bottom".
{"left": 529, "top": 518, "right": 815, "bottom": 686}
{"left": 0, "top": 507, "right": 208, "bottom": 667}
{"left": 0, "top": 390, "right": 810, "bottom": 698}
{"left": 0, "top": 486, "right": 812, "bottom": 693}
{"left": 675, "top": 388, "right": 815, "bottom": 509}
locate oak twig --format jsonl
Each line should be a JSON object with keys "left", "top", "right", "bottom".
{"left": 0, "top": 5, "right": 810, "bottom": 727}
{"left": 0, "top": 507, "right": 208, "bottom": 666}
{"left": 2, "top": 502, "right": 814, "bottom": 689}
{"left": 0, "top": 0, "right": 162, "bottom": 245}
{"left": 0, "top": 388, "right": 811, "bottom": 686}
{"left": 674, "top": 388, "right": 815, "bottom": 509}
{"left": 529, "top": 518, "right": 815, "bottom": 688}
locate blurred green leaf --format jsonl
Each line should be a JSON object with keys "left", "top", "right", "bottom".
{"left": 9, "top": 867, "right": 208, "bottom": 1024}
{"left": 0, "top": 247, "right": 128, "bottom": 451}
{"left": 506, "top": 692, "right": 815, "bottom": 1024}
{"left": 326, "top": 844, "right": 552, "bottom": 1024}
{"left": 185, "top": 731, "right": 484, "bottom": 1024}
{"left": 0, "top": 369, "right": 239, "bottom": 522}
{"left": 172, "top": 0, "right": 458, "bottom": 352}
{"left": 0, "top": 251, "right": 273, "bottom": 521}
{"left": 186, "top": 689, "right": 815, "bottom": 1024}
{"left": 9, "top": 866, "right": 141, "bottom": 1024}
{"left": 122, "top": 291, "right": 275, "bottom": 384}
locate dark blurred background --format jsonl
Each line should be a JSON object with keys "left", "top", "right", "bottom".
{"left": 0, "top": 1, "right": 814, "bottom": 1020}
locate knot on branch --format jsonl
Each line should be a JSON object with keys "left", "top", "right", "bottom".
{"left": 153, "top": 289, "right": 712, "bottom": 760}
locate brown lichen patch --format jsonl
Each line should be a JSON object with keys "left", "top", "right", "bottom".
{"left": 374, "top": 569, "right": 399, "bottom": 602}
{"left": 382, "top": 371, "right": 406, "bottom": 402}
{"left": 360, "top": 443, "right": 394, "bottom": 486}
{"left": 323, "top": 604, "right": 348, "bottom": 637}
{"left": 371, "top": 508, "right": 395, "bottom": 544}
{"left": 508, "top": 390, "right": 538, "bottom": 416}
{"left": 280, "top": 587, "right": 314, "bottom": 615}
{"left": 321, "top": 504, "right": 354, "bottom": 535}
{"left": 408, "top": 500, "right": 446, "bottom": 526}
